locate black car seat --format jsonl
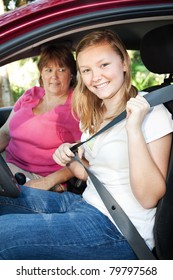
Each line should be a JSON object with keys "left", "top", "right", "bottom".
{"left": 140, "top": 23, "right": 173, "bottom": 112}
{"left": 0, "top": 107, "right": 12, "bottom": 128}
{"left": 140, "top": 24, "right": 173, "bottom": 259}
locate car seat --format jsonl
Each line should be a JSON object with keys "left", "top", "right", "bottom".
{"left": 0, "top": 107, "right": 12, "bottom": 128}
{"left": 140, "top": 23, "right": 173, "bottom": 259}
{"left": 140, "top": 23, "right": 173, "bottom": 112}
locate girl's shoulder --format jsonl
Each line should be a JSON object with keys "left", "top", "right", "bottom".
{"left": 140, "top": 91, "right": 173, "bottom": 143}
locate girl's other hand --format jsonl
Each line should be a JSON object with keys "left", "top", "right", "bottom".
{"left": 126, "top": 95, "right": 150, "bottom": 131}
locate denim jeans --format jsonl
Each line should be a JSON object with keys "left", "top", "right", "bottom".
{"left": 0, "top": 186, "right": 137, "bottom": 260}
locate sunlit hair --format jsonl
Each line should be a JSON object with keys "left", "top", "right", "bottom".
{"left": 37, "top": 44, "right": 76, "bottom": 88}
{"left": 72, "top": 30, "right": 137, "bottom": 134}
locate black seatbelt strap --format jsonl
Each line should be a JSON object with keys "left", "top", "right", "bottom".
{"left": 71, "top": 85, "right": 173, "bottom": 260}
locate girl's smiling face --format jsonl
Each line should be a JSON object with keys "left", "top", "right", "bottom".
{"left": 78, "top": 43, "right": 127, "bottom": 101}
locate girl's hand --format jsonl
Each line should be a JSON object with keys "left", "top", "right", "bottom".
{"left": 126, "top": 95, "right": 150, "bottom": 131}
{"left": 53, "top": 143, "right": 85, "bottom": 167}
{"left": 53, "top": 144, "right": 87, "bottom": 180}
{"left": 53, "top": 143, "right": 75, "bottom": 166}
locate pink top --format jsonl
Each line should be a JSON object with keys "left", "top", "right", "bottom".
{"left": 6, "top": 86, "right": 81, "bottom": 176}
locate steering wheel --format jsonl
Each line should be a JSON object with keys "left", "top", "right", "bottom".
{"left": 0, "top": 154, "right": 21, "bottom": 197}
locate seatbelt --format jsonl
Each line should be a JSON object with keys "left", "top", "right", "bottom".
{"left": 71, "top": 84, "right": 173, "bottom": 153}
{"left": 74, "top": 155, "right": 156, "bottom": 259}
{"left": 71, "top": 84, "right": 173, "bottom": 260}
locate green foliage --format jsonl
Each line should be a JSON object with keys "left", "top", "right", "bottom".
{"left": 11, "top": 85, "right": 25, "bottom": 102}
{"left": 3, "top": 0, "right": 35, "bottom": 11}
{"left": 7, "top": 57, "right": 39, "bottom": 100}
{"left": 129, "top": 50, "right": 164, "bottom": 91}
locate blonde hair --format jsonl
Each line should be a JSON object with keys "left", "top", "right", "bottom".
{"left": 72, "top": 30, "right": 137, "bottom": 134}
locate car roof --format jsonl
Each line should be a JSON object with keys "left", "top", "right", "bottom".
{"left": 0, "top": 0, "right": 173, "bottom": 66}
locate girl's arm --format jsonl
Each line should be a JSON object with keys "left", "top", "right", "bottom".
{"left": 126, "top": 95, "right": 172, "bottom": 209}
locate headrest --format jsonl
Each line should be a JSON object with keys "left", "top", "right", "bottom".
{"left": 140, "top": 24, "right": 173, "bottom": 74}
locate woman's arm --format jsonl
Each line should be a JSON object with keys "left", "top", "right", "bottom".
{"left": 26, "top": 145, "right": 88, "bottom": 190}
{"left": 126, "top": 95, "right": 172, "bottom": 209}
{"left": 25, "top": 166, "right": 74, "bottom": 190}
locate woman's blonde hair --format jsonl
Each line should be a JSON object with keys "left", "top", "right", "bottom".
{"left": 72, "top": 30, "right": 137, "bottom": 134}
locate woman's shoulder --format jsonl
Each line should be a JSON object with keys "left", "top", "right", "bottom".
{"left": 14, "top": 86, "right": 44, "bottom": 111}
{"left": 24, "top": 86, "right": 44, "bottom": 99}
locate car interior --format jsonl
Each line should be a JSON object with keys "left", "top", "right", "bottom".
{"left": 0, "top": 2, "right": 173, "bottom": 259}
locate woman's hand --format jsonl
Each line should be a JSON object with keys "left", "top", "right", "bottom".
{"left": 25, "top": 167, "right": 74, "bottom": 192}
{"left": 25, "top": 177, "right": 51, "bottom": 190}
{"left": 126, "top": 95, "right": 150, "bottom": 132}
{"left": 25, "top": 178, "right": 67, "bottom": 192}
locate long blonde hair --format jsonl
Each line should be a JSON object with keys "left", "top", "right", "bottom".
{"left": 72, "top": 30, "right": 137, "bottom": 134}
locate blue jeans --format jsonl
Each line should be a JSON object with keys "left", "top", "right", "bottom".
{"left": 0, "top": 186, "right": 137, "bottom": 260}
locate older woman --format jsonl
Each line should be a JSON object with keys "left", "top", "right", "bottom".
{"left": 0, "top": 45, "right": 81, "bottom": 191}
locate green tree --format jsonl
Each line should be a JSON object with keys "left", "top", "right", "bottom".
{"left": 0, "top": 0, "right": 14, "bottom": 106}
{"left": 3, "top": 0, "right": 35, "bottom": 11}
{"left": 129, "top": 50, "right": 164, "bottom": 91}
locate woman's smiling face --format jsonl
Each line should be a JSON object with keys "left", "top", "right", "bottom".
{"left": 41, "top": 61, "right": 71, "bottom": 96}
{"left": 77, "top": 43, "right": 127, "bottom": 101}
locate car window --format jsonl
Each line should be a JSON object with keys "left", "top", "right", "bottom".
{"left": 129, "top": 50, "right": 165, "bottom": 91}
{"left": 0, "top": 50, "right": 165, "bottom": 108}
